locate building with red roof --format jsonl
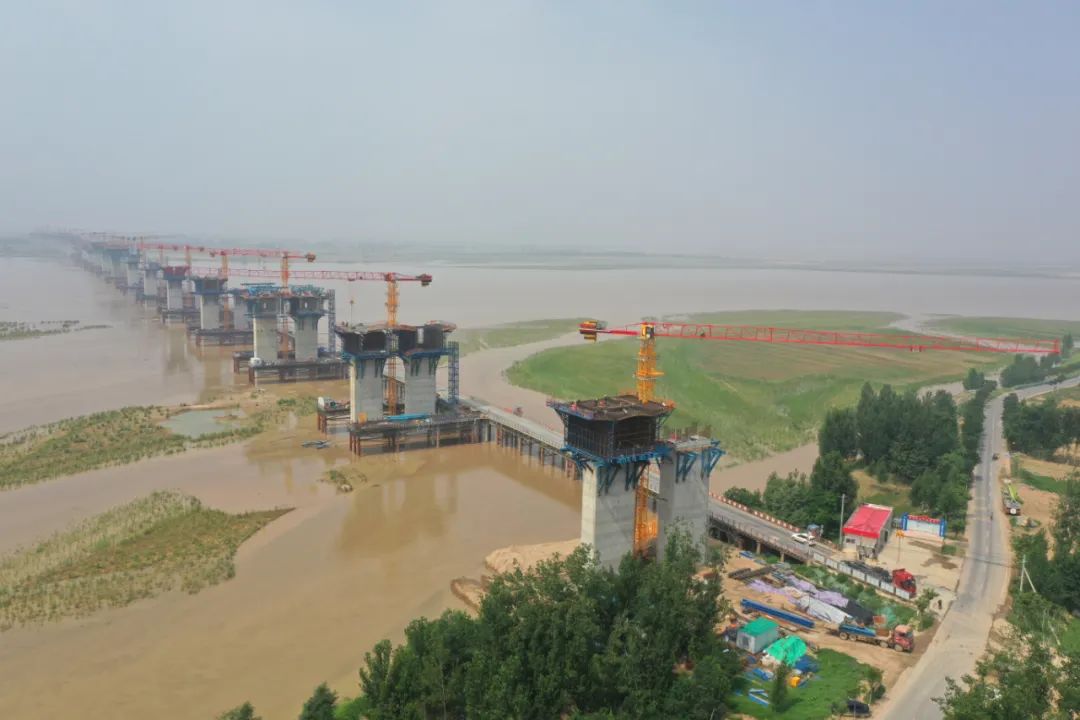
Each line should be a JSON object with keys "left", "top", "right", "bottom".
{"left": 842, "top": 503, "right": 894, "bottom": 556}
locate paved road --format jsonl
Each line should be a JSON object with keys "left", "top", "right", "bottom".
{"left": 881, "top": 375, "right": 1080, "bottom": 719}
{"left": 708, "top": 499, "right": 816, "bottom": 561}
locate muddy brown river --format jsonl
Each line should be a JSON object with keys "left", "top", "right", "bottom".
{"left": 0, "top": 444, "right": 579, "bottom": 719}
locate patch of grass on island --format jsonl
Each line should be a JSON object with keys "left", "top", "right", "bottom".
{"left": 732, "top": 648, "right": 874, "bottom": 720}
{"left": 0, "top": 397, "right": 314, "bottom": 491}
{"left": 0, "top": 491, "right": 289, "bottom": 629}
{"left": 455, "top": 318, "right": 586, "bottom": 355}
{"left": 0, "top": 319, "right": 109, "bottom": 342}
{"left": 508, "top": 310, "right": 1005, "bottom": 459}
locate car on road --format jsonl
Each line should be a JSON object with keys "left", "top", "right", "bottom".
{"left": 992, "top": 452, "right": 999, "bottom": 460}
{"left": 790, "top": 532, "right": 815, "bottom": 545}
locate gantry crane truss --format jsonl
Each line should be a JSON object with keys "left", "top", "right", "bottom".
{"left": 577, "top": 319, "right": 1061, "bottom": 556}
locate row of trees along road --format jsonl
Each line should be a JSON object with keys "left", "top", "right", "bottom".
{"left": 997, "top": 332, "right": 1074, "bottom": 388}
{"left": 727, "top": 382, "right": 993, "bottom": 534}
{"left": 1002, "top": 393, "right": 1080, "bottom": 460}
{"left": 217, "top": 535, "right": 746, "bottom": 720}
{"left": 937, "top": 475, "right": 1080, "bottom": 719}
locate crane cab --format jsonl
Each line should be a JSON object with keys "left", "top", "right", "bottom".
{"left": 579, "top": 320, "right": 607, "bottom": 341}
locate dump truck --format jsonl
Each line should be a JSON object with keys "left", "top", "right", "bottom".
{"left": 832, "top": 622, "right": 915, "bottom": 652}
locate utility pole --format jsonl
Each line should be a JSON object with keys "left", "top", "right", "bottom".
{"left": 839, "top": 493, "right": 846, "bottom": 546}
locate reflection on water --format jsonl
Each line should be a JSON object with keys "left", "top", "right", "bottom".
{"left": 0, "top": 444, "right": 581, "bottom": 720}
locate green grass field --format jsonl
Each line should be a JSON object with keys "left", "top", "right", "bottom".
{"left": 0, "top": 491, "right": 289, "bottom": 629}
{"left": 455, "top": 318, "right": 585, "bottom": 355}
{"left": 731, "top": 649, "right": 872, "bottom": 719}
{"left": 1015, "top": 464, "right": 1069, "bottom": 494}
{"left": 926, "top": 316, "right": 1080, "bottom": 340}
{"left": 507, "top": 310, "right": 1005, "bottom": 459}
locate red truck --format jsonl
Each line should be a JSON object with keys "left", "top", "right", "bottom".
{"left": 892, "top": 568, "right": 917, "bottom": 594}
{"left": 834, "top": 622, "right": 916, "bottom": 652}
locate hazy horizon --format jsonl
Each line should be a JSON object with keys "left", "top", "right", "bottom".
{"left": 3, "top": 2, "right": 1078, "bottom": 262}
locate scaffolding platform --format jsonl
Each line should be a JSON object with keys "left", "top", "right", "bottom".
{"left": 191, "top": 328, "right": 254, "bottom": 347}
{"left": 160, "top": 307, "right": 200, "bottom": 323}
{"left": 248, "top": 359, "right": 347, "bottom": 384}
{"left": 548, "top": 394, "right": 673, "bottom": 463}
{"left": 346, "top": 405, "right": 486, "bottom": 456}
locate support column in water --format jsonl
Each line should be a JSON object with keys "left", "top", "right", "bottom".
{"left": 162, "top": 266, "right": 188, "bottom": 311}
{"left": 246, "top": 291, "right": 281, "bottom": 363}
{"left": 192, "top": 276, "right": 227, "bottom": 331}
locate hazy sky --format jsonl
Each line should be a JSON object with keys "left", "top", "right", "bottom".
{"left": 2, "top": 2, "right": 1078, "bottom": 260}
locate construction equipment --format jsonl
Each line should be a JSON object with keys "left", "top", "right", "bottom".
{"left": 892, "top": 568, "right": 917, "bottom": 594}
{"left": 579, "top": 318, "right": 1060, "bottom": 562}
{"left": 832, "top": 622, "right": 915, "bottom": 652}
{"left": 204, "top": 248, "right": 316, "bottom": 288}
{"left": 189, "top": 265, "right": 433, "bottom": 409}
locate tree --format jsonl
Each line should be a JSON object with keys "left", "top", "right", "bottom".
{"left": 357, "top": 534, "right": 742, "bottom": 719}
{"left": 936, "top": 637, "right": 1057, "bottom": 719}
{"left": 217, "top": 704, "right": 260, "bottom": 720}
{"left": 1051, "top": 474, "right": 1080, "bottom": 559}
{"left": 723, "top": 487, "right": 763, "bottom": 509}
{"left": 1062, "top": 332, "right": 1074, "bottom": 359}
{"left": 962, "top": 368, "right": 985, "bottom": 391}
{"left": 298, "top": 684, "right": 337, "bottom": 720}
{"left": 770, "top": 662, "right": 791, "bottom": 712}
{"left": 761, "top": 471, "right": 813, "bottom": 528}
{"left": 819, "top": 407, "right": 858, "bottom": 459}
{"left": 809, "top": 451, "right": 858, "bottom": 537}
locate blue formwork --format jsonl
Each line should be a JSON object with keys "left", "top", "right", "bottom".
{"left": 740, "top": 598, "right": 815, "bottom": 629}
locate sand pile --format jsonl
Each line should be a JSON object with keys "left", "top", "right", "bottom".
{"left": 484, "top": 539, "right": 579, "bottom": 574}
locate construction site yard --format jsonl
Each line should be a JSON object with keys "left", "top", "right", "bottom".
{"left": 721, "top": 552, "right": 934, "bottom": 693}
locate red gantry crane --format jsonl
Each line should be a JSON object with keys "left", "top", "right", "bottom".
{"left": 205, "top": 248, "right": 317, "bottom": 288}
{"left": 577, "top": 319, "right": 1061, "bottom": 555}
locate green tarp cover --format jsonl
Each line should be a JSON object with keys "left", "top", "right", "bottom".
{"left": 742, "top": 618, "right": 778, "bottom": 637}
{"left": 766, "top": 636, "right": 808, "bottom": 665}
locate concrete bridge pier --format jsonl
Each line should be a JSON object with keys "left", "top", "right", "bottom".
{"left": 581, "top": 464, "right": 638, "bottom": 569}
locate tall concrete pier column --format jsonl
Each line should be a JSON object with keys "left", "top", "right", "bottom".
{"left": 162, "top": 266, "right": 188, "bottom": 311}
{"left": 285, "top": 294, "right": 326, "bottom": 362}
{"left": 656, "top": 439, "right": 719, "bottom": 559}
{"left": 124, "top": 256, "right": 142, "bottom": 292}
{"left": 142, "top": 264, "right": 160, "bottom": 299}
{"left": 192, "top": 276, "right": 226, "bottom": 331}
{"left": 103, "top": 247, "right": 127, "bottom": 284}
{"left": 248, "top": 294, "right": 281, "bottom": 363}
{"left": 349, "top": 357, "right": 386, "bottom": 423}
{"left": 581, "top": 464, "right": 639, "bottom": 569}
{"left": 404, "top": 355, "right": 440, "bottom": 415}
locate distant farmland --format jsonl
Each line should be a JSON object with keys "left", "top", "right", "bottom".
{"left": 508, "top": 310, "right": 1006, "bottom": 459}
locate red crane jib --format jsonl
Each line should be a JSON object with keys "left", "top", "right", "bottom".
{"left": 584, "top": 321, "right": 1060, "bottom": 355}
{"left": 186, "top": 266, "right": 432, "bottom": 284}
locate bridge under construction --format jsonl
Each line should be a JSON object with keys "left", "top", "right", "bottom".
{"left": 69, "top": 233, "right": 1061, "bottom": 572}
